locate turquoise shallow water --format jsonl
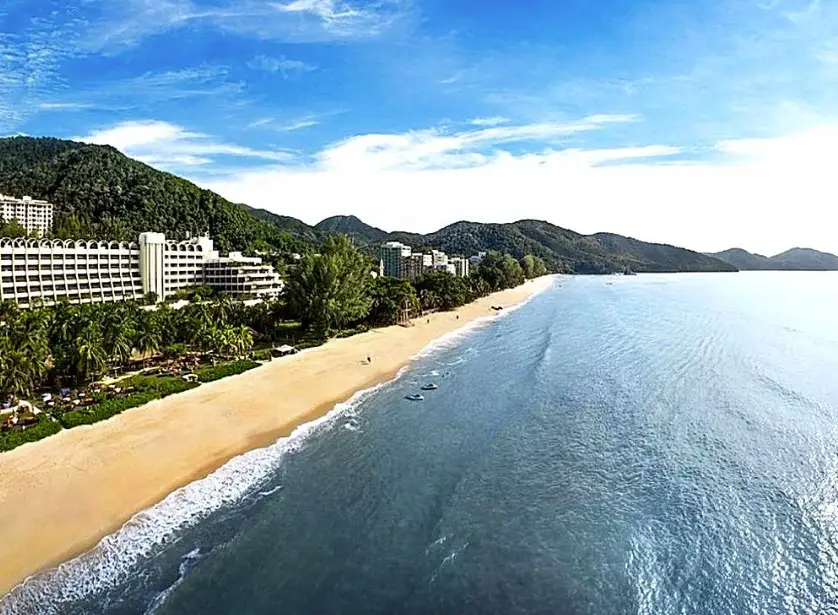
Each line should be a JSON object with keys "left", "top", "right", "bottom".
{"left": 5, "top": 272, "right": 838, "bottom": 615}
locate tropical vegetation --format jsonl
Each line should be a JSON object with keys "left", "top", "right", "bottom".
{"left": 0, "top": 231, "right": 546, "bottom": 452}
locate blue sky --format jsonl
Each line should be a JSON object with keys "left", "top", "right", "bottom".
{"left": 1, "top": 0, "right": 836, "bottom": 254}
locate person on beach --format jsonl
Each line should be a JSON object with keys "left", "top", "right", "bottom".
{"left": 367, "top": 355, "right": 371, "bottom": 364}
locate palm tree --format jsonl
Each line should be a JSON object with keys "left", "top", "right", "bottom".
{"left": 75, "top": 323, "right": 107, "bottom": 384}
{"left": 135, "top": 313, "right": 162, "bottom": 367}
{"left": 234, "top": 325, "right": 254, "bottom": 357}
{"left": 0, "top": 347, "right": 37, "bottom": 397}
{"left": 214, "top": 294, "right": 237, "bottom": 326}
{"left": 101, "top": 307, "right": 135, "bottom": 373}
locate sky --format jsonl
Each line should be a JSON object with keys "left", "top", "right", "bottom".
{"left": 1, "top": 0, "right": 836, "bottom": 256}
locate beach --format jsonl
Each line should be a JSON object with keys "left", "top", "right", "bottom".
{"left": 0, "top": 276, "right": 555, "bottom": 597}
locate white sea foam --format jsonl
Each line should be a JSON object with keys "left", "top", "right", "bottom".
{"left": 0, "top": 281, "right": 553, "bottom": 614}
{"left": 257, "top": 486, "right": 283, "bottom": 497}
{"left": 0, "top": 380, "right": 394, "bottom": 615}
{"left": 144, "top": 547, "right": 202, "bottom": 615}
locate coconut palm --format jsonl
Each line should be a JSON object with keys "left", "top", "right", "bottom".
{"left": 75, "top": 323, "right": 107, "bottom": 383}
{"left": 135, "top": 312, "right": 162, "bottom": 367}
{"left": 0, "top": 346, "right": 37, "bottom": 397}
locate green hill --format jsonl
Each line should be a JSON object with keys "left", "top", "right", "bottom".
{"left": 388, "top": 220, "right": 736, "bottom": 274}
{"left": 0, "top": 135, "right": 736, "bottom": 274}
{"left": 709, "top": 247, "right": 838, "bottom": 271}
{"left": 315, "top": 215, "right": 388, "bottom": 243}
{"left": 0, "top": 136, "right": 306, "bottom": 254}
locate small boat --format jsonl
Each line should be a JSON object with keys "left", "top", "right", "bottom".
{"left": 421, "top": 383, "right": 438, "bottom": 391}
{"left": 405, "top": 394, "right": 425, "bottom": 401}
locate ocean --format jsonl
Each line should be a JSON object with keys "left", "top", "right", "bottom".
{"left": 4, "top": 272, "right": 838, "bottom": 615}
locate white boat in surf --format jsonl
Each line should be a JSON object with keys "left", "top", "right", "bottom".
{"left": 421, "top": 384, "right": 438, "bottom": 391}
{"left": 405, "top": 394, "right": 425, "bottom": 401}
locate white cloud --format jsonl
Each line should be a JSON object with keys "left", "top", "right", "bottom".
{"left": 77, "top": 120, "right": 292, "bottom": 168}
{"left": 315, "top": 114, "right": 640, "bottom": 171}
{"left": 38, "top": 102, "right": 92, "bottom": 111}
{"left": 469, "top": 117, "right": 510, "bottom": 127}
{"left": 78, "top": 0, "right": 408, "bottom": 50}
{"left": 247, "top": 55, "right": 317, "bottom": 77}
{"left": 246, "top": 116, "right": 320, "bottom": 131}
{"left": 272, "top": 0, "right": 360, "bottom": 21}
{"left": 197, "top": 122, "right": 838, "bottom": 257}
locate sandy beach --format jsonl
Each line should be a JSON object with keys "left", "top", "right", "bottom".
{"left": 0, "top": 276, "right": 555, "bottom": 597}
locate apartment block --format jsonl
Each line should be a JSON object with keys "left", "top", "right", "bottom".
{"left": 380, "top": 241, "right": 412, "bottom": 277}
{"left": 0, "top": 195, "right": 54, "bottom": 237}
{"left": 378, "top": 242, "right": 473, "bottom": 280}
{"left": 404, "top": 253, "right": 428, "bottom": 280}
{"left": 450, "top": 257, "right": 470, "bottom": 278}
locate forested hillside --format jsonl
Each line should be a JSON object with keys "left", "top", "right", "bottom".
{"left": 0, "top": 137, "right": 306, "bottom": 254}
{"left": 709, "top": 247, "right": 838, "bottom": 271}
{"left": 0, "top": 136, "right": 737, "bottom": 273}
{"left": 389, "top": 220, "right": 737, "bottom": 274}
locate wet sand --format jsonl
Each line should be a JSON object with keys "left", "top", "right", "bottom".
{"left": 0, "top": 276, "right": 555, "bottom": 596}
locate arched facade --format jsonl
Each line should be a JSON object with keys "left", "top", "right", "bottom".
{"left": 1, "top": 231, "right": 283, "bottom": 307}
{"left": 0, "top": 235, "right": 143, "bottom": 308}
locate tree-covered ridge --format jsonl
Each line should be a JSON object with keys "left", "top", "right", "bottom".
{"left": 0, "top": 136, "right": 736, "bottom": 273}
{"left": 314, "top": 215, "right": 388, "bottom": 243}
{"left": 709, "top": 247, "right": 838, "bottom": 271}
{"left": 390, "top": 220, "right": 737, "bottom": 274}
{"left": 0, "top": 137, "right": 308, "bottom": 255}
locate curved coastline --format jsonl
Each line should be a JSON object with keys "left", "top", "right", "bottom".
{"left": 0, "top": 275, "right": 556, "bottom": 600}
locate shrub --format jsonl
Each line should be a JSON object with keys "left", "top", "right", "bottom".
{"left": 194, "top": 359, "right": 260, "bottom": 383}
{"left": 58, "top": 379, "right": 198, "bottom": 429}
{"left": 0, "top": 418, "right": 63, "bottom": 452}
{"left": 123, "top": 375, "right": 193, "bottom": 395}
{"left": 163, "top": 343, "right": 188, "bottom": 359}
{"left": 294, "top": 339, "right": 325, "bottom": 351}
{"left": 251, "top": 349, "right": 272, "bottom": 361}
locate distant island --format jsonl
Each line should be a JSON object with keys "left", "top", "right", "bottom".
{"left": 0, "top": 136, "right": 735, "bottom": 275}
{"left": 708, "top": 248, "right": 838, "bottom": 271}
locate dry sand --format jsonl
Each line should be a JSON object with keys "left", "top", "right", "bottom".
{"left": 0, "top": 276, "right": 555, "bottom": 596}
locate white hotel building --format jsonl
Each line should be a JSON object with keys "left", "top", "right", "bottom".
{"left": 0, "top": 195, "right": 54, "bottom": 237}
{"left": 0, "top": 232, "right": 283, "bottom": 308}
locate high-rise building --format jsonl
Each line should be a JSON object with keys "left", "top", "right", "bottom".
{"left": 380, "top": 242, "right": 411, "bottom": 278}
{"left": 0, "top": 233, "right": 283, "bottom": 308}
{"left": 430, "top": 250, "right": 448, "bottom": 267}
{"left": 404, "top": 253, "right": 427, "bottom": 280}
{"left": 378, "top": 242, "right": 475, "bottom": 280}
{"left": 0, "top": 195, "right": 54, "bottom": 237}
{"left": 450, "top": 257, "right": 470, "bottom": 278}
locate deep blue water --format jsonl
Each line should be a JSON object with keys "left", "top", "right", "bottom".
{"left": 5, "top": 272, "right": 838, "bottom": 615}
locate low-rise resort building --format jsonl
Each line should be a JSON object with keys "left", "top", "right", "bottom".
{"left": 0, "top": 232, "right": 283, "bottom": 308}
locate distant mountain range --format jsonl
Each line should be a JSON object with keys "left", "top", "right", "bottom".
{"left": 298, "top": 215, "right": 735, "bottom": 274}
{"left": 708, "top": 248, "right": 838, "bottom": 271}
{"left": 1, "top": 135, "right": 828, "bottom": 275}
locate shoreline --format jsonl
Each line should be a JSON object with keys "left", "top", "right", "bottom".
{"left": 0, "top": 275, "right": 556, "bottom": 598}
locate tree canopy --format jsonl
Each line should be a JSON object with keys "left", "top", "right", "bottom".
{"left": 286, "top": 235, "right": 372, "bottom": 336}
